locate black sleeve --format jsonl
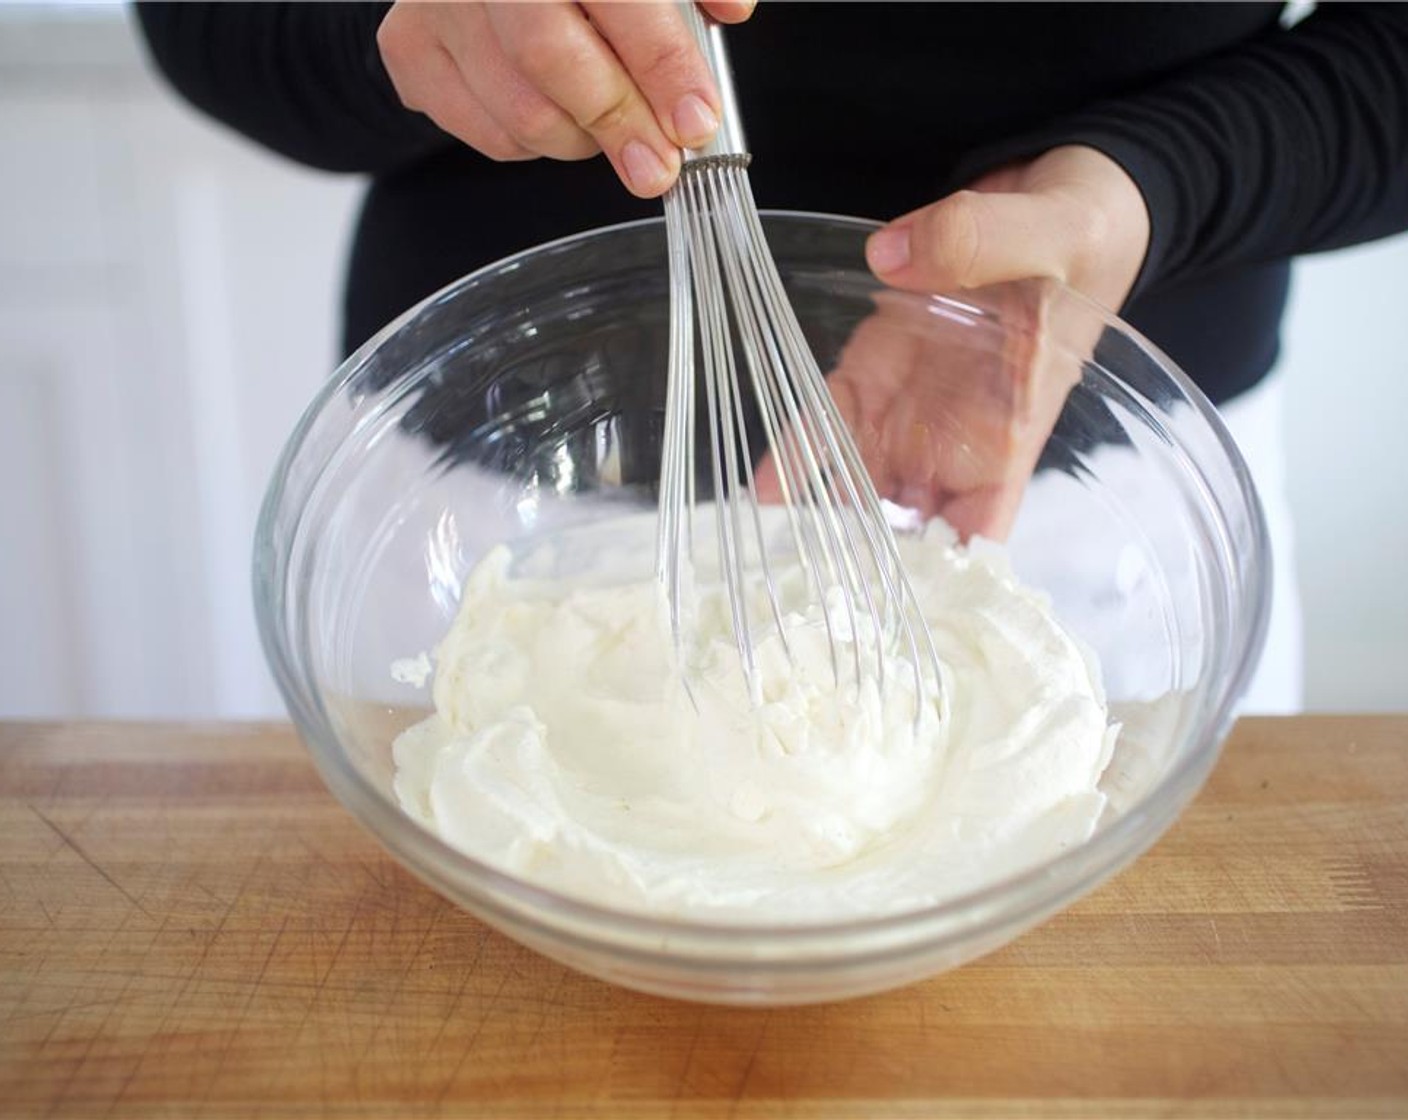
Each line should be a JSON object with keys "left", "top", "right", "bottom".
{"left": 133, "top": 1, "right": 451, "bottom": 174}
{"left": 961, "top": 3, "right": 1408, "bottom": 298}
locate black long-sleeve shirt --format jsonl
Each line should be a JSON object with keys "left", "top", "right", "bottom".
{"left": 136, "top": 2, "right": 1408, "bottom": 405}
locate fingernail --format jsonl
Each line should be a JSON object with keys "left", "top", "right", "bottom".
{"left": 622, "top": 140, "right": 669, "bottom": 193}
{"left": 673, "top": 93, "right": 719, "bottom": 146}
{"left": 867, "top": 227, "right": 911, "bottom": 274}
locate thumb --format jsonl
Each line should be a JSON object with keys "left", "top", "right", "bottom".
{"left": 700, "top": 0, "right": 756, "bottom": 23}
{"left": 865, "top": 189, "right": 1079, "bottom": 295}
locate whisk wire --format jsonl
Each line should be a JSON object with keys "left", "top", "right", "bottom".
{"left": 754, "top": 253, "right": 904, "bottom": 660}
{"left": 733, "top": 193, "right": 946, "bottom": 693}
{"left": 709, "top": 168, "right": 863, "bottom": 686}
{"left": 658, "top": 10, "right": 945, "bottom": 721}
{"left": 705, "top": 164, "right": 847, "bottom": 676}
{"left": 658, "top": 186, "right": 694, "bottom": 665}
{"left": 686, "top": 167, "right": 756, "bottom": 694}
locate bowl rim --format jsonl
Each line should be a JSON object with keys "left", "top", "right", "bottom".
{"left": 255, "top": 209, "right": 1271, "bottom": 953}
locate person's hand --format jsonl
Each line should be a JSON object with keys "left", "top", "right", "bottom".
{"left": 865, "top": 145, "right": 1150, "bottom": 315}
{"left": 756, "top": 145, "right": 1149, "bottom": 540}
{"left": 377, "top": 1, "right": 754, "bottom": 198}
{"left": 756, "top": 281, "right": 1093, "bottom": 541}
{"left": 754, "top": 147, "right": 1149, "bottom": 540}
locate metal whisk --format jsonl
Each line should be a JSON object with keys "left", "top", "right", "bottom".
{"left": 655, "top": 6, "right": 944, "bottom": 715}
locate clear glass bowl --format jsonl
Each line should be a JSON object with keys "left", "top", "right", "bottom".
{"left": 254, "top": 213, "right": 1269, "bottom": 1005}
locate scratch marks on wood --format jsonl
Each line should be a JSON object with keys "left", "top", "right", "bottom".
{"left": 1326, "top": 857, "right": 1383, "bottom": 912}
{"left": 29, "top": 803, "right": 156, "bottom": 922}
{"left": 1207, "top": 916, "right": 1223, "bottom": 961}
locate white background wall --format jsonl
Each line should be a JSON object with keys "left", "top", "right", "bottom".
{"left": 1281, "top": 239, "right": 1408, "bottom": 710}
{"left": 1, "top": 5, "right": 1404, "bottom": 718}
{"left": 1, "top": 6, "right": 360, "bottom": 718}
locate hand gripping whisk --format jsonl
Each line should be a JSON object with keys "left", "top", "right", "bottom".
{"left": 655, "top": 6, "right": 944, "bottom": 717}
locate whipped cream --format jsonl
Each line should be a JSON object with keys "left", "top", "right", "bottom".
{"left": 393, "top": 514, "right": 1117, "bottom": 921}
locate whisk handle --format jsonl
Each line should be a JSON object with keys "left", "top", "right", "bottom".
{"left": 678, "top": 2, "right": 748, "bottom": 161}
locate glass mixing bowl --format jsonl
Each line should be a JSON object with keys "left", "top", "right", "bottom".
{"left": 254, "top": 213, "right": 1269, "bottom": 1005}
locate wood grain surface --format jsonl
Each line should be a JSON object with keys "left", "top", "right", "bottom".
{"left": 1, "top": 717, "right": 1405, "bottom": 1118}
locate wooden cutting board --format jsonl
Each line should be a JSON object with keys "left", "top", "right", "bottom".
{"left": 1, "top": 716, "right": 1405, "bottom": 1118}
